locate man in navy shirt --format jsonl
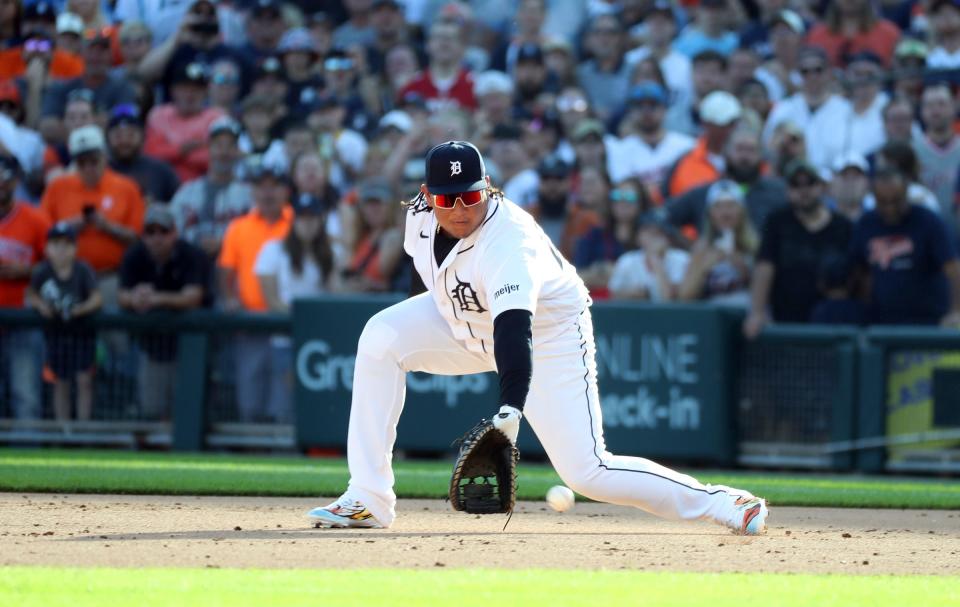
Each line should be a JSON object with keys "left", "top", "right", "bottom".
{"left": 850, "top": 167, "right": 960, "bottom": 326}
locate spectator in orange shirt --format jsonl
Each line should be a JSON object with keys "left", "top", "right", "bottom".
{"left": 0, "top": 2, "right": 84, "bottom": 79}
{"left": 0, "top": 155, "right": 49, "bottom": 421}
{"left": 144, "top": 62, "right": 226, "bottom": 183}
{"left": 665, "top": 91, "right": 742, "bottom": 199}
{"left": 40, "top": 125, "right": 144, "bottom": 308}
{"left": 218, "top": 158, "right": 293, "bottom": 423}
{"left": 806, "top": 0, "right": 901, "bottom": 68}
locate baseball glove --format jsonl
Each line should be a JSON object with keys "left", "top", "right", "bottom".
{"left": 449, "top": 417, "right": 519, "bottom": 514}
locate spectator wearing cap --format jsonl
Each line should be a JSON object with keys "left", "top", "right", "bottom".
{"left": 318, "top": 49, "right": 372, "bottom": 134}
{"left": 849, "top": 166, "right": 960, "bottom": 326}
{"left": 569, "top": 118, "right": 611, "bottom": 175}
{"left": 107, "top": 104, "right": 180, "bottom": 205}
{"left": 218, "top": 157, "right": 293, "bottom": 312}
{"left": 296, "top": 94, "right": 367, "bottom": 190}
{"left": 739, "top": 1, "right": 804, "bottom": 60}
{"left": 513, "top": 43, "right": 558, "bottom": 115}
{"left": 829, "top": 152, "right": 872, "bottom": 222}
{"left": 610, "top": 81, "right": 695, "bottom": 203}
{"left": 472, "top": 71, "right": 514, "bottom": 141}
{"left": 366, "top": 0, "right": 413, "bottom": 76}
{"left": 754, "top": 10, "right": 806, "bottom": 102}
{"left": 0, "top": 154, "right": 49, "bottom": 420}
{"left": 398, "top": 20, "right": 477, "bottom": 112}
{"left": 488, "top": 123, "right": 539, "bottom": 208}
{"left": 891, "top": 38, "right": 928, "bottom": 108}
{"left": 673, "top": 0, "right": 739, "bottom": 59}
{"left": 762, "top": 47, "right": 853, "bottom": 172}
{"left": 665, "top": 90, "right": 742, "bottom": 198}
{"left": 806, "top": 0, "right": 901, "bottom": 68}
{"left": 56, "top": 12, "right": 86, "bottom": 57}
{"left": 844, "top": 51, "right": 888, "bottom": 157}
{"left": 913, "top": 83, "right": 960, "bottom": 224}
{"left": 529, "top": 154, "right": 574, "bottom": 248}
{"left": 625, "top": 2, "right": 693, "bottom": 108}
{"left": 576, "top": 14, "right": 631, "bottom": 122}
{"left": 41, "top": 125, "right": 145, "bottom": 285}
{"left": 332, "top": 0, "right": 378, "bottom": 50}
{"left": 119, "top": 204, "right": 209, "bottom": 419}
{"left": 927, "top": 0, "right": 960, "bottom": 70}
{"left": 663, "top": 127, "right": 786, "bottom": 242}
{"left": 678, "top": 179, "right": 758, "bottom": 307}
{"left": 341, "top": 178, "right": 403, "bottom": 293}
{"left": 234, "top": 0, "right": 287, "bottom": 66}
{"left": 608, "top": 214, "right": 689, "bottom": 301}
{"left": 137, "top": 0, "right": 252, "bottom": 100}
{"left": 278, "top": 28, "right": 322, "bottom": 110}
{"left": 39, "top": 27, "right": 136, "bottom": 145}
{"left": 0, "top": 6, "right": 84, "bottom": 82}
{"left": 248, "top": 57, "right": 289, "bottom": 115}
{"left": 490, "top": 0, "right": 549, "bottom": 73}
{"left": 743, "top": 159, "right": 852, "bottom": 337}
{"left": 144, "top": 62, "right": 227, "bottom": 183}
{"left": 25, "top": 221, "right": 102, "bottom": 424}
{"left": 170, "top": 117, "right": 251, "bottom": 258}
{"left": 0, "top": 80, "right": 46, "bottom": 191}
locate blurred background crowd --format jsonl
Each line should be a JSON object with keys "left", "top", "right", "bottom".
{"left": 2, "top": 0, "right": 960, "bottom": 424}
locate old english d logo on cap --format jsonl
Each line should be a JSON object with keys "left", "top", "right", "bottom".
{"left": 425, "top": 141, "right": 486, "bottom": 195}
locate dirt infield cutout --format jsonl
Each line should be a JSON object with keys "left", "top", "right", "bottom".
{"left": 1, "top": 494, "right": 958, "bottom": 574}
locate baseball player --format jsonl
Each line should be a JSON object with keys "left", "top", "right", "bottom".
{"left": 308, "top": 141, "right": 769, "bottom": 534}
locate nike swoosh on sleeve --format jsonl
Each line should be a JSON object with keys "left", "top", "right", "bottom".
{"left": 419, "top": 231, "right": 429, "bottom": 238}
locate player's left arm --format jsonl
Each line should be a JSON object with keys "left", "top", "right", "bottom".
{"left": 484, "top": 240, "right": 542, "bottom": 442}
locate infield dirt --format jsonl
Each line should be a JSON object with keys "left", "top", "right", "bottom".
{"left": 2, "top": 494, "right": 958, "bottom": 574}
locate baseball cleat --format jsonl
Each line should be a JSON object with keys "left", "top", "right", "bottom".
{"left": 307, "top": 496, "right": 382, "bottom": 529}
{"left": 726, "top": 495, "right": 769, "bottom": 535}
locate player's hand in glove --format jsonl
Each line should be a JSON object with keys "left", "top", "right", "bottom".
{"left": 449, "top": 405, "right": 522, "bottom": 514}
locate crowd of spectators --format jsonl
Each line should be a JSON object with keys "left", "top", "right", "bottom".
{"left": 2, "top": 0, "right": 960, "bottom": 423}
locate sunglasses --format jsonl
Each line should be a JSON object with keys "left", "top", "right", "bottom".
{"left": 144, "top": 226, "right": 172, "bottom": 236}
{"left": 800, "top": 65, "right": 825, "bottom": 76}
{"left": 432, "top": 190, "right": 484, "bottom": 209}
{"left": 324, "top": 57, "right": 354, "bottom": 71}
{"left": 610, "top": 189, "right": 639, "bottom": 203}
{"left": 212, "top": 73, "right": 239, "bottom": 85}
{"left": 24, "top": 38, "right": 52, "bottom": 53}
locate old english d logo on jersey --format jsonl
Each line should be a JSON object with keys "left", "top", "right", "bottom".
{"left": 451, "top": 274, "right": 486, "bottom": 313}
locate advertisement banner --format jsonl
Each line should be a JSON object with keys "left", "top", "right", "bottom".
{"left": 293, "top": 299, "right": 734, "bottom": 463}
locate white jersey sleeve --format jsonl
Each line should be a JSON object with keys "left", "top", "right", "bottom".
{"left": 482, "top": 237, "right": 543, "bottom": 319}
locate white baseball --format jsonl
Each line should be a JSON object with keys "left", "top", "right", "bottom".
{"left": 546, "top": 485, "right": 575, "bottom": 512}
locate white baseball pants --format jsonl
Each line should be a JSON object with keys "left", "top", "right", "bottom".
{"left": 345, "top": 293, "right": 742, "bottom": 527}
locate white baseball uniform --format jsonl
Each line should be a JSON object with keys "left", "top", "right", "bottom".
{"left": 343, "top": 192, "right": 754, "bottom": 528}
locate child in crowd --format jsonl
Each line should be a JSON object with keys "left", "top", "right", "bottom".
{"left": 25, "top": 223, "right": 102, "bottom": 423}
{"left": 810, "top": 253, "right": 866, "bottom": 325}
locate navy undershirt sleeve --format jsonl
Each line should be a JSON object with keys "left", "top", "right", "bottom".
{"left": 493, "top": 308, "right": 533, "bottom": 411}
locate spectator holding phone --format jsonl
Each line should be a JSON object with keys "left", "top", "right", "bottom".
{"left": 25, "top": 222, "right": 102, "bottom": 424}
{"left": 40, "top": 125, "right": 144, "bottom": 308}
{"left": 678, "top": 180, "right": 758, "bottom": 307}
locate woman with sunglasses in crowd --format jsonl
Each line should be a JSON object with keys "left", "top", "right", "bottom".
{"left": 573, "top": 178, "right": 651, "bottom": 298}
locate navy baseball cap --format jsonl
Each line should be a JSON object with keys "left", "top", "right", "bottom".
{"left": 629, "top": 81, "right": 667, "bottom": 105}
{"left": 425, "top": 141, "right": 487, "bottom": 195}
{"left": 47, "top": 221, "right": 77, "bottom": 241}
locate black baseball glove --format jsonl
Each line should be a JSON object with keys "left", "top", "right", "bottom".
{"left": 449, "top": 407, "right": 521, "bottom": 514}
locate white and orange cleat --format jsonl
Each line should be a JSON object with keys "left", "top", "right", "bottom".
{"left": 307, "top": 495, "right": 383, "bottom": 529}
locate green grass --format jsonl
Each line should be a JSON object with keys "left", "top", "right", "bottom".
{"left": 2, "top": 449, "right": 960, "bottom": 509}
{"left": 1, "top": 568, "right": 958, "bottom": 607}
